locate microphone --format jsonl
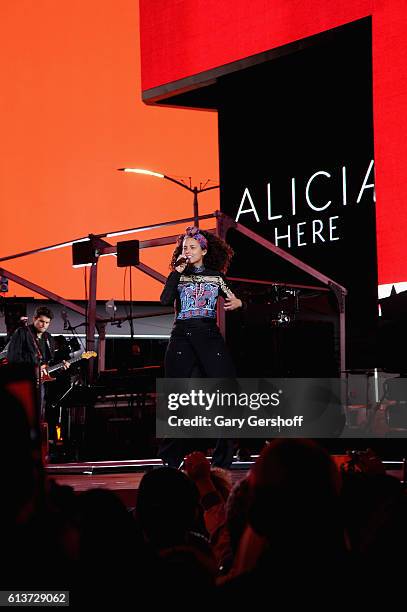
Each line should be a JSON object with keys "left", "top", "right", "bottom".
{"left": 175, "top": 256, "right": 190, "bottom": 267}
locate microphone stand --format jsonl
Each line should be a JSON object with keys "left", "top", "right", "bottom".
{"left": 51, "top": 379, "right": 78, "bottom": 453}
{"left": 62, "top": 312, "right": 86, "bottom": 351}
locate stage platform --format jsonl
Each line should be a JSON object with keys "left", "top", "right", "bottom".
{"left": 45, "top": 458, "right": 253, "bottom": 508}
{"left": 45, "top": 456, "right": 406, "bottom": 509}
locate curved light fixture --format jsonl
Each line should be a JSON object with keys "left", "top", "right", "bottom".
{"left": 118, "top": 168, "right": 164, "bottom": 178}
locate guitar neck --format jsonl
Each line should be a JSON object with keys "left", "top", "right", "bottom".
{"left": 48, "top": 355, "right": 81, "bottom": 374}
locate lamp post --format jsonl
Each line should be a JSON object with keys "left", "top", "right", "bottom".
{"left": 117, "top": 168, "right": 219, "bottom": 227}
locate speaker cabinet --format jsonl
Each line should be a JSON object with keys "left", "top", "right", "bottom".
{"left": 117, "top": 240, "right": 140, "bottom": 267}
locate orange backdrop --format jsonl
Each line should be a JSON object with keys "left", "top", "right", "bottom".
{"left": 0, "top": 0, "right": 219, "bottom": 301}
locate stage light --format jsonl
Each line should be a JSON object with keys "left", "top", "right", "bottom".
{"left": 105, "top": 299, "right": 117, "bottom": 317}
{"left": 118, "top": 168, "right": 164, "bottom": 178}
{"left": 0, "top": 276, "right": 8, "bottom": 293}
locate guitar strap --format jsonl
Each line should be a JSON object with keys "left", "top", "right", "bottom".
{"left": 26, "top": 324, "right": 46, "bottom": 364}
{"left": 45, "top": 336, "right": 52, "bottom": 357}
{"left": 25, "top": 325, "right": 47, "bottom": 399}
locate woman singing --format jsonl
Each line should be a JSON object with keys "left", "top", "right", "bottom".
{"left": 159, "top": 226, "right": 243, "bottom": 468}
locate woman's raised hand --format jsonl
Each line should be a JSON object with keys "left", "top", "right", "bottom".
{"left": 175, "top": 256, "right": 189, "bottom": 273}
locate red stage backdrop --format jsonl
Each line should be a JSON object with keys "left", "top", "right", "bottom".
{"left": 139, "top": 0, "right": 407, "bottom": 291}
{"left": 0, "top": 1, "right": 219, "bottom": 301}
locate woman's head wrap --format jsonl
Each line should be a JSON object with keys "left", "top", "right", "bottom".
{"left": 184, "top": 226, "right": 208, "bottom": 249}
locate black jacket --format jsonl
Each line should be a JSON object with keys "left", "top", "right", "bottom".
{"left": 7, "top": 325, "right": 55, "bottom": 366}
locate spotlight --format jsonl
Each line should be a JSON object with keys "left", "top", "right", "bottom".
{"left": 0, "top": 276, "right": 8, "bottom": 293}
{"left": 105, "top": 299, "right": 117, "bottom": 317}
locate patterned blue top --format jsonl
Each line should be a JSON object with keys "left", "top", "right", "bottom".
{"left": 160, "top": 268, "right": 233, "bottom": 321}
{"left": 177, "top": 279, "right": 220, "bottom": 320}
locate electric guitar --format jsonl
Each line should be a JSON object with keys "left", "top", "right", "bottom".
{"left": 0, "top": 344, "right": 9, "bottom": 365}
{"left": 41, "top": 351, "right": 97, "bottom": 382}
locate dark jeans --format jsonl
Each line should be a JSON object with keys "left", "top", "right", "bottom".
{"left": 165, "top": 320, "right": 236, "bottom": 378}
{"left": 158, "top": 320, "right": 235, "bottom": 468}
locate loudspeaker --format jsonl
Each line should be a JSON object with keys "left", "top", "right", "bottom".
{"left": 117, "top": 240, "right": 140, "bottom": 267}
{"left": 72, "top": 241, "right": 97, "bottom": 267}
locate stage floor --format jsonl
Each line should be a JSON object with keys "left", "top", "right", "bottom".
{"left": 45, "top": 456, "right": 405, "bottom": 509}
{"left": 45, "top": 458, "right": 253, "bottom": 508}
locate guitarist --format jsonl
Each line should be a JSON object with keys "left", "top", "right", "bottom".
{"left": 7, "top": 306, "right": 70, "bottom": 420}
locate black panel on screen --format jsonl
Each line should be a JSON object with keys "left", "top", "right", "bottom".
{"left": 218, "top": 18, "right": 376, "bottom": 372}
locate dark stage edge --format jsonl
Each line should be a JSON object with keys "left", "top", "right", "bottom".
{"left": 45, "top": 458, "right": 253, "bottom": 509}
{"left": 45, "top": 456, "right": 406, "bottom": 511}
{"left": 45, "top": 458, "right": 256, "bottom": 475}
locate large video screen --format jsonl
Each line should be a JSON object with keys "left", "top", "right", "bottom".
{"left": 218, "top": 20, "right": 376, "bottom": 369}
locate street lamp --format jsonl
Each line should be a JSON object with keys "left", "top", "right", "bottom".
{"left": 117, "top": 167, "right": 219, "bottom": 227}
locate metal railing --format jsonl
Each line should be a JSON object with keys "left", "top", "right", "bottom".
{"left": 0, "top": 211, "right": 347, "bottom": 378}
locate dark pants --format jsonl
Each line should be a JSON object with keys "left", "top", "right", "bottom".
{"left": 158, "top": 320, "right": 235, "bottom": 468}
